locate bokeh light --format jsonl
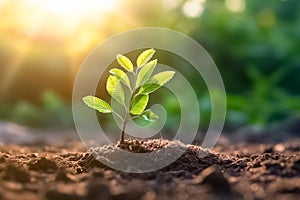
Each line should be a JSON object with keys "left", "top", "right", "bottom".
{"left": 182, "top": 0, "right": 205, "bottom": 18}
{"left": 225, "top": 0, "right": 245, "bottom": 13}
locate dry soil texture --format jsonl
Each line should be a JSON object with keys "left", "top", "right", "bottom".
{"left": 0, "top": 139, "right": 299, "bottom": 200}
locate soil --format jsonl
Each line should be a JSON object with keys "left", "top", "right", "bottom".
{"left": 0, "top": 138, "right": 299, "bottom": 200}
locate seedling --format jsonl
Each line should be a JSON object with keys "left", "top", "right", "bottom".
{"left": 83, "top": 49, "right": 175, "bottom": 144}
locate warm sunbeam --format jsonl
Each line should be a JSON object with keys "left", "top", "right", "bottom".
{"left": 0, "top": 0, "right": 120, "bottom": 97}
{"left": 25, "top": 0, "right": 119, "bottom": 34}
{"left": 34, "top": 0, "right": 118, "bottom": 17}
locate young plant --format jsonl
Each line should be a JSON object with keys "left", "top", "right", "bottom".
{"left": 83, "top": 49, "right": 175, "bottom": 144}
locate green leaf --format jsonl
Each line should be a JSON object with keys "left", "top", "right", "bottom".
{"left": 82, "top": 96, "right": 112, "bottom": 113}
{"left": 138, "top": 83, "right": 161, "bottom": 95}
{"left": 117, "top": 54, "right": 133, "bottom": 72}
{"left": 140, "top": 109, "right": 159, "bottom": 122}
{"left": 106, "top": 75, "right": 125, "bottom": 104}
{"left": 130, "top": 94, "right": 149, "bottom": 115}
{"left": 136, "top": 48, "right": 155, "bottom": 68}
{"left": 138, "top": 71, "right": 175, "bottom": 94}
{"left": 136, "top": 59, "right": 157, "bottom": 88}
{"left": 151, "top": 71, "right": 175, "bottom": 86}
{"left": 109, "top": 68, "right": 131, "bottom": 88}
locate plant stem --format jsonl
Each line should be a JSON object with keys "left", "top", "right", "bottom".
{"left": 120, "top": 120, "right": 126, "bottom": 144}
{"left": 120, "top": 67, "right": 140, "bottom": 144}
{"left": 113, "top": 112, "right": 123, "bottom": 121}
{"left": 120, "top": 112, "right": 129, "bottom": 144}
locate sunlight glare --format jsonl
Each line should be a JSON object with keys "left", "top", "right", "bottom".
{"left": 33, "top": 0, "right": 118, "bottom": 17}
{"left": 182, "top": 0, "right": 205, "bottom": 18}
{"left": 0, "top": 0, "right": 8, "bottom": 10}
{"left": 21, "top": 0, "right": 120, "bottom": 38}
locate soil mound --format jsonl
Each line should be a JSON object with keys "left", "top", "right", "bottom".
{"left": 79, "top": 139, "right": 220, "bottom": 179}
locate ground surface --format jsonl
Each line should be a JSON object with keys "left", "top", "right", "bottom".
{"left": 0, "top": 137, "right": 299, "bottom": 200}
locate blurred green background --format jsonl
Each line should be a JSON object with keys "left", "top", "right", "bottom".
{"left": 0, "top": 0, "right": 300, "bottom": 131}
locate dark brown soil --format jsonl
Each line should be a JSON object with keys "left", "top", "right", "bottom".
{"left": 0, "top": 138, "right": 299, "bottom": 200}
{"left": 117, "top": 139, "right": 171, "bottom": 152}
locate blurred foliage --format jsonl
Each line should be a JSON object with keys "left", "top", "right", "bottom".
{"left": 0, "top": 0, "right": 300, "bottom": 130}
{"left": 226, "top": 66, "right": 300, "bottom": 127}
{"left": 0, "top": 91, "right": 74, "bottom": 129}
{"left": 159, "top": 0, "right": 300, "bottom": 128}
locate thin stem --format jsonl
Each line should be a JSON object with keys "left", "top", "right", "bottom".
{"left": 120, "top": 112, "right": 129, "bottom": 144}
{"left": 120, "top": 67, "right": 139, "bottom": 144}
{"left": 120, "top": 121, "right": 126, "bottom": 144}
{"left": 113, "top": 111, "right": 123, "bottom": 121}
{"left": 133, "top": 67, "right": 138, "bottom": 76}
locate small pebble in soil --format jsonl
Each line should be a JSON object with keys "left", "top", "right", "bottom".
{"left": 28, "top": 157, "right": 57, "bottom": 171}
{"left": 274, "top": 143, "right": 285, "bottom": 152}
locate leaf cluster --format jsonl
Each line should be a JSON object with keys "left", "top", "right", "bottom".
{"left": 83, "top": 49, "right": 175, "bottom": 123}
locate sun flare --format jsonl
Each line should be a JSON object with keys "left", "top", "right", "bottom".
{"left": 33, "top": 0, "right": 118, "bottom": 16}
{"left": 0, "top": 0, "right": 120, "bottom": 96}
